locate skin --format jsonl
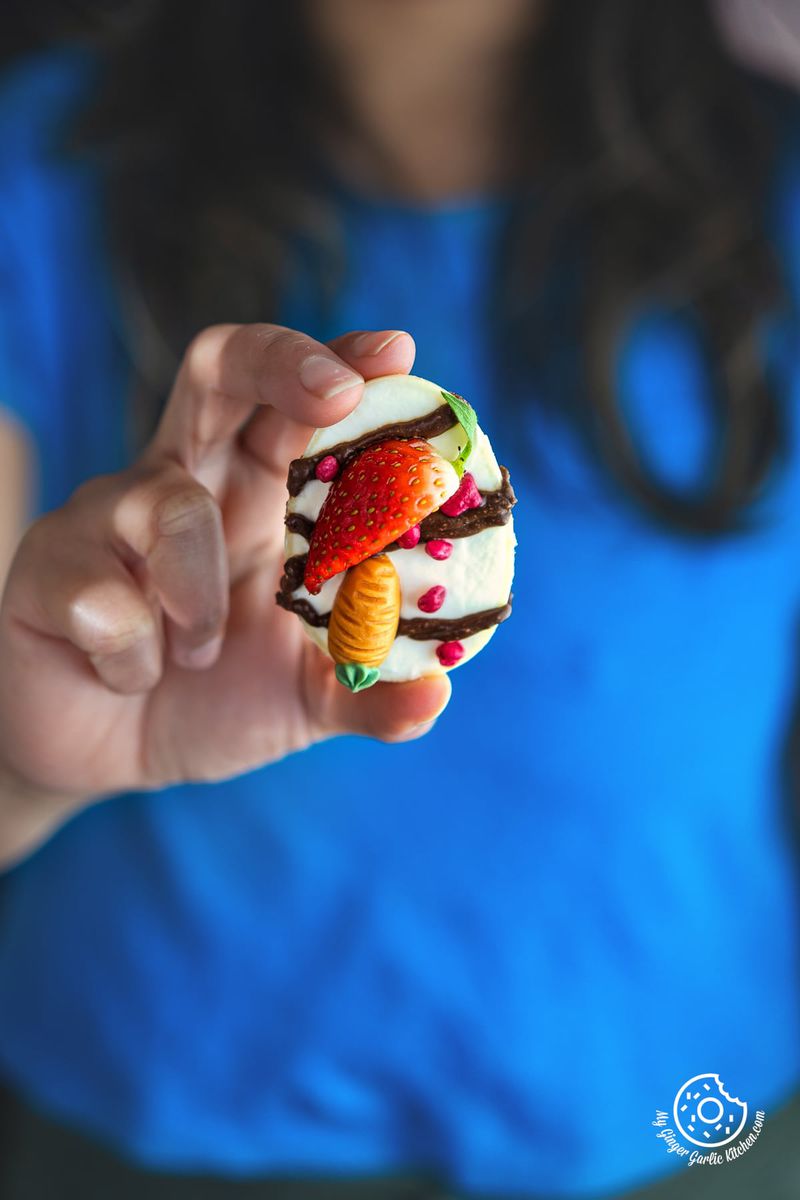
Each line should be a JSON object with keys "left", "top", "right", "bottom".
{"left": 0, "top": 1, "right": 540, "bottom": 867}
{"left": 310, "top": 0, "right": 543, "bottom": 199}
{"left": 0, "top": 415, "right": 30, "bottom": 582}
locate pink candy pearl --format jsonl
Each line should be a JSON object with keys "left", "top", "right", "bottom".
{"left": 425, "top": 539, "right": 453, "bottom": 560}
{"left": 418, "top": 585, "right": 446, "bottom": 613}
{"left": 437, "top": 641, "right": 464, "bottom": 667}
{"left": 397, "top": 524, "right": 421, "bottom": 549}
{"left": 440, "top": 472, "right": 484, "bottom": 517}
{"left": 315, "top": 455, "right": 339, "bottom": 483}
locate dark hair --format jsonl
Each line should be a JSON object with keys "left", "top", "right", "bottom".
{"left": 509, "top": 0, "right": 792, "bottom": 533}
{"left": 10, "top": 0, "right": 797, "bottom": 533}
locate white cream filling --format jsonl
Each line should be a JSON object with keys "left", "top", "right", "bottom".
{"left": 284, "top": 374, "right": 516, "bottom": 680}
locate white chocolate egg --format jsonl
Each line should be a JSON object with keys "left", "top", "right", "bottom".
{"left": 280, "top": 374, "right": 516, "bottom": 682}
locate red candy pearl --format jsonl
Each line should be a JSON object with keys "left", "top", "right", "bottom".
{"left": 397, "top": 524, "right": 421, "bottom": 549}
{"left": 315, "top": 455, "right": 339, "bottom": 483}
{"left": 440, "top": 472, "right": 484, "bottom": 517}
{"left": 425, "top": 539, "right": 453, "bottom": 560}
{"left": 437, "top": 641, "right": 464, "bottom": 667}
{"left": 418, "top": 586, "right": 446, "bottom": 613}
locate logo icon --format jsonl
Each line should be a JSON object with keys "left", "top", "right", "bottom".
{"left": 672, "top": 1073, "right": 748, "bottom": 1148}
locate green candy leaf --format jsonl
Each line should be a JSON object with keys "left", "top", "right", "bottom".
{"left": 335, "top": 663, "right": 380, "bottom": 693}
{"left": 441, "top": 390, "right": 478, "bottom": 478}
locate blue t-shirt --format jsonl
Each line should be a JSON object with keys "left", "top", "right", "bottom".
{"left": 1, "top": 52, "right": 800, "bottom": 1199}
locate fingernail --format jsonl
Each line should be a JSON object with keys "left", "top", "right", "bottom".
{"left": 178, "top": 636, "right": 223, "bottom": 669}
{"left": 420, "top": 674, "right": 452, "bottom": 720}
{"left": 411, "top": 719, "right": 437, "bottom": 737}
{"left": 300, "top": 354, "right": 363, "bottom": 399}
{"left": 395, "top": 718, "right": 437, "bottom": 743}
{"left": 351, "top": 330, "right": 406, "bottom": 357}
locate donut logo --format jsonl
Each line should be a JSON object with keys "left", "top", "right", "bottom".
{"left": 672, "top": 1074, "right": 748, "bottom": 1148}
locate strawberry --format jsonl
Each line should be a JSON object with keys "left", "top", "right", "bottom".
{"left": 303, "top": 439, "right": 459, "bottom": 595}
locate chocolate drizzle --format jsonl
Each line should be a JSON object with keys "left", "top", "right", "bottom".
{"left": 398, "top": 600, "right": 512, "bottom": 641}
{"left": 280, "top": 554, "right": 308, "bottom": 594}
{"left": 284, "top": 467, "right": 516, "bottom": 552}
{"left": 284, "top": 512, "right": 316, "bottom": 541}
{"left": 278, "top": 468, "right": 517, "bottom": 638}
{"left": 286, "top": 404, "right": 458, "bottom": 496}
{"left": 276, "top": 595, "right": 329, "bottom": 628}
{"left": 276, "top": 589, "right": 512, "bottom": 642}
{"left": 280, "top": 410, "right": 516, "bottom": 649}
{"left": 409, "top": 466, "right": 515, "bottom": 542}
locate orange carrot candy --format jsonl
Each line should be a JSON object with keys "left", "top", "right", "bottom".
{"left": 327, "top": 555, "right": 401, "bottom": 692}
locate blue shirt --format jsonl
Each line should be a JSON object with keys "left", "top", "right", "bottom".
{"left": 1, "top": 51, "right": 800, "bottom": 1198}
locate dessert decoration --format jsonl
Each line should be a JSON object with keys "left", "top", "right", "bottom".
{"left": 327, "top": 555, "right": 401, "bottom": 693}
{"left": 437, "top": 641, "right": 465, "bottom": 667}
{"left": 303, "top": 439, "right": 459, "bottom": 595}
{"left": 278, "top": 374, "right": 516, "bottom": 690}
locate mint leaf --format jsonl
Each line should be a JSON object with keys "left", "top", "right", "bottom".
{"left": 441, "top": 390, "right": 478, "bottom": 478}
{"left": 335, "top": 663, "right": 380, "bottom": 693}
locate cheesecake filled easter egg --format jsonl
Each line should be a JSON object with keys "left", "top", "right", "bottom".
{"left": 277, "top": 375, "right": 516, "bottom": 690}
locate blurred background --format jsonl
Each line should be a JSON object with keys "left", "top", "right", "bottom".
{"left": 1, "top": 4, "right": 800, "bottom": 1199}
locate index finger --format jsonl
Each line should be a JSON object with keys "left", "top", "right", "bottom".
{"left": 240, "top": 327, "right": 417, "bottom": 482}
{"left": 151, "top": 322, "right": 369, "bottom": 475}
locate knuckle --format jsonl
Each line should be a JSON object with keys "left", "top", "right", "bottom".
{"left": 88, "top": 624, "right": 149, "bottom": 659}
{"left": 185, "top": 606, "right": 226, "bottom": 643}
{"left": 91, "top": 651, "right": 162, "bottom": 694}
{"left": 67, "top": 472, "right": 118, "bottom": 512}
{"left": 13, "top": 511, "right": 76, "bottom": 579}
{"left": 67, "top": 589, "right": 155, "bottom": 657}
{"left": 259, "top": 325, "right": 303, "bottom": 356}
{"left": 17, "top": 475, "right": 124, "bottom": 566}
{"left": 257, "top": 326, "right": 322, "bottom": 373}
{"left": 204, "top": 596, "right": 228, "bottom": 632}
{"left": 153, "top": 484, "right": 218, "bottom": 538}
{"left": 16, "top": 513, "right": 55, "bottom": 563}
{"left": 182, "top": 325, "right": 231, "bottom": 386}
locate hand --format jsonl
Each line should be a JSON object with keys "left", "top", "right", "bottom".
{"left": 0, "top": 325, "right": 451, "bottom": 814}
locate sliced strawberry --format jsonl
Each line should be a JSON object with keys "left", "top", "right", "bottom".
{"left": 303, "top": 439, "right": 459, "bottom": 595}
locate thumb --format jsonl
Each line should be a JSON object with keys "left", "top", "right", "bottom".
{"left": 304, "top": 653, "right": 452, "bottom": 744}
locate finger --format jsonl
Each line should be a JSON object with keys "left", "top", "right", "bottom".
{"left": 152, "top": 324, "right": 367, "bottom": 483}
{"left": 241, "top": 328, "right": 416, "bottom": 477}
{"left": 111, "top": 464, "right": 229, "bottom": 669}
{"left": 327, "top": 328, "right": 416, "bottom": 380}
{"left": 304, "top": 653, "right": 452, "bottom": 744}
{"left": 10, "top": 520, "right": 162, "bottom": 695}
